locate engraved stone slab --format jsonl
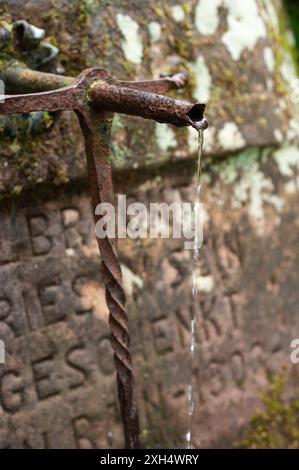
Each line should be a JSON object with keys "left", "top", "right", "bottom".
{"left": 0, "top": 195, "right": 123, "bottom": 448}
{"left": 1, "top": 146, "right": 298, "bottom": 448}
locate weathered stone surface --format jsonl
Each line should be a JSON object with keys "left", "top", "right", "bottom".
{"left": 0, "top": 194, "right": 124, "bottom": 448}
{"left": 1, "top": 0, "right": 299, "bottom": 450}
{"left": 1, "top": 143, "right": 299, "bottom": 448}
{"left": 0, "top": 0, "right": 298, "bottom": 196}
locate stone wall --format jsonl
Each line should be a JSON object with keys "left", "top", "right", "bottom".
{"left": 1, "top": 0, "right": 298, "bottom": 195}
{"left": 1, "top": 0, "right": 299, "bottom": 449}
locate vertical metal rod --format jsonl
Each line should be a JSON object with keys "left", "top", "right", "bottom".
{"left": 76, "top": 105, "right": 140, "bottom": 449}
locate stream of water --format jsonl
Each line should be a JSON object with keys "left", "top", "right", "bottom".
{"left": 186, "top": 129, "right": 204, "bottom": 449}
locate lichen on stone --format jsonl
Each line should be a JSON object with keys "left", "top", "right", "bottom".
{"left": 195, "top": 0, "right": 220, "bottom": 36}
{"left": 218, "top": 123, "right": 246, "bottom": 152}
{"left": 210, "top": 147, "right": 285, "bottom": 234}
{"left": 222, "top": 0, "right": 267, "bottom": 61}
{"left": 116, "top": 13, "right": 143, "bottom": 65}
{"left": 191, "top": 55, "right": 211, "bottom": 102}
{"left": 264, "top": 46, "right": 275, "bottom": 72}
{"left": 171, "top": 5, "right": 185, "bottom": 23}
{"left": 155, "top": 123, "right": 177, "bottom": 152}
{"left": 148, "top": 21, "right": 161, "bottom": 43}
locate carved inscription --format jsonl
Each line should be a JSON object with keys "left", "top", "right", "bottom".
{"left": 0, "top": 194, "right": 120, "bottom": 448}
{"left": 0, "top": 183, "right": 296, "bottom": 449}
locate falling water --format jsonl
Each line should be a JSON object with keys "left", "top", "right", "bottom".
{"left": 186, "top": 129, "right": 204, "bottom": 449}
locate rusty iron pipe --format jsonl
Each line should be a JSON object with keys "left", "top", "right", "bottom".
{"left": 0, "top": 67, "right": 207, "bottom": 129}
{"left": 0, "top": 68, "right": 207, "bottom": 130}
{"left": 1, "top": 67, "right": 74, "bottom": 93}
{"left": 0, "top": 87, "right": 77, "bottom": 114}
{"left": 89, "top": 82, "right": 207, "bottom": 130}
{"left": 1, "top": 67, "right": 188, "bottom": 95}
{"left": 118, "top": 72, "right": 188, "bottom": 94}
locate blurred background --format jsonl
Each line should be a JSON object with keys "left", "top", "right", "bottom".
{"left": 1, "top": 0, "right": 299, "bottom": 449}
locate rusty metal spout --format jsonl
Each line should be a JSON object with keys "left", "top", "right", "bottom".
{"left": 88, "top": 82, "right": 207, "bottom": 130}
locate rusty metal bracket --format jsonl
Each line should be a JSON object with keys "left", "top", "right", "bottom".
{"left": 0, "top": 62, "right": 207, "bottom": 449}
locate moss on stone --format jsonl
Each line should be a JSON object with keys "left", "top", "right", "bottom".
{"left": 283, "top": 0, "right": 299, "bottom": 65}
{"left": 237, "top": 368, "right": 299, "bottom": 449}
{"left": 0, "top": 0, "right": 297, "bottom": 197}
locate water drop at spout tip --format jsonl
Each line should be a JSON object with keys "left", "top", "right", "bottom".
{"left": 193, "top": 117, "right": 208, "bottom": 131}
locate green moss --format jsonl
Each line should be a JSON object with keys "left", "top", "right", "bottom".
{"left": 111, "top": 141, "right": 130, "bottom": 168}
{"left": 0, "top": 109, "right": 69, "bottom": 196}
{"left": 237, "top": 368, "right": 299, "bottom": 449}
{"left": 264, "top": 0, "right": 298, "bottom": 95}
{"left": 283, "top": 0, "right": 299, "bottom": 65}
{"left": 111, "top": 114, "right": 124, "bottom": 132}
{"left": 80, "top": 0, "right": 98, "bottom": 15}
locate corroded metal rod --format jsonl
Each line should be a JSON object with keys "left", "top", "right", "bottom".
{"left": 0, "top": 68, "right": 207, "bottom": 131}
{"left": 2, "top": 66, "right": 188, "bottom": 95}
{"left": 89, "top": 83, "right": 207, "bottom": 129}
{"left": 0, "top": 87, "right": 77, "bottom": 114}
{"left": 1, "top": 67, "right": 74, "bottom": 93}
{"left": 76, "top": 106, "right": 140, "bottom": 449}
